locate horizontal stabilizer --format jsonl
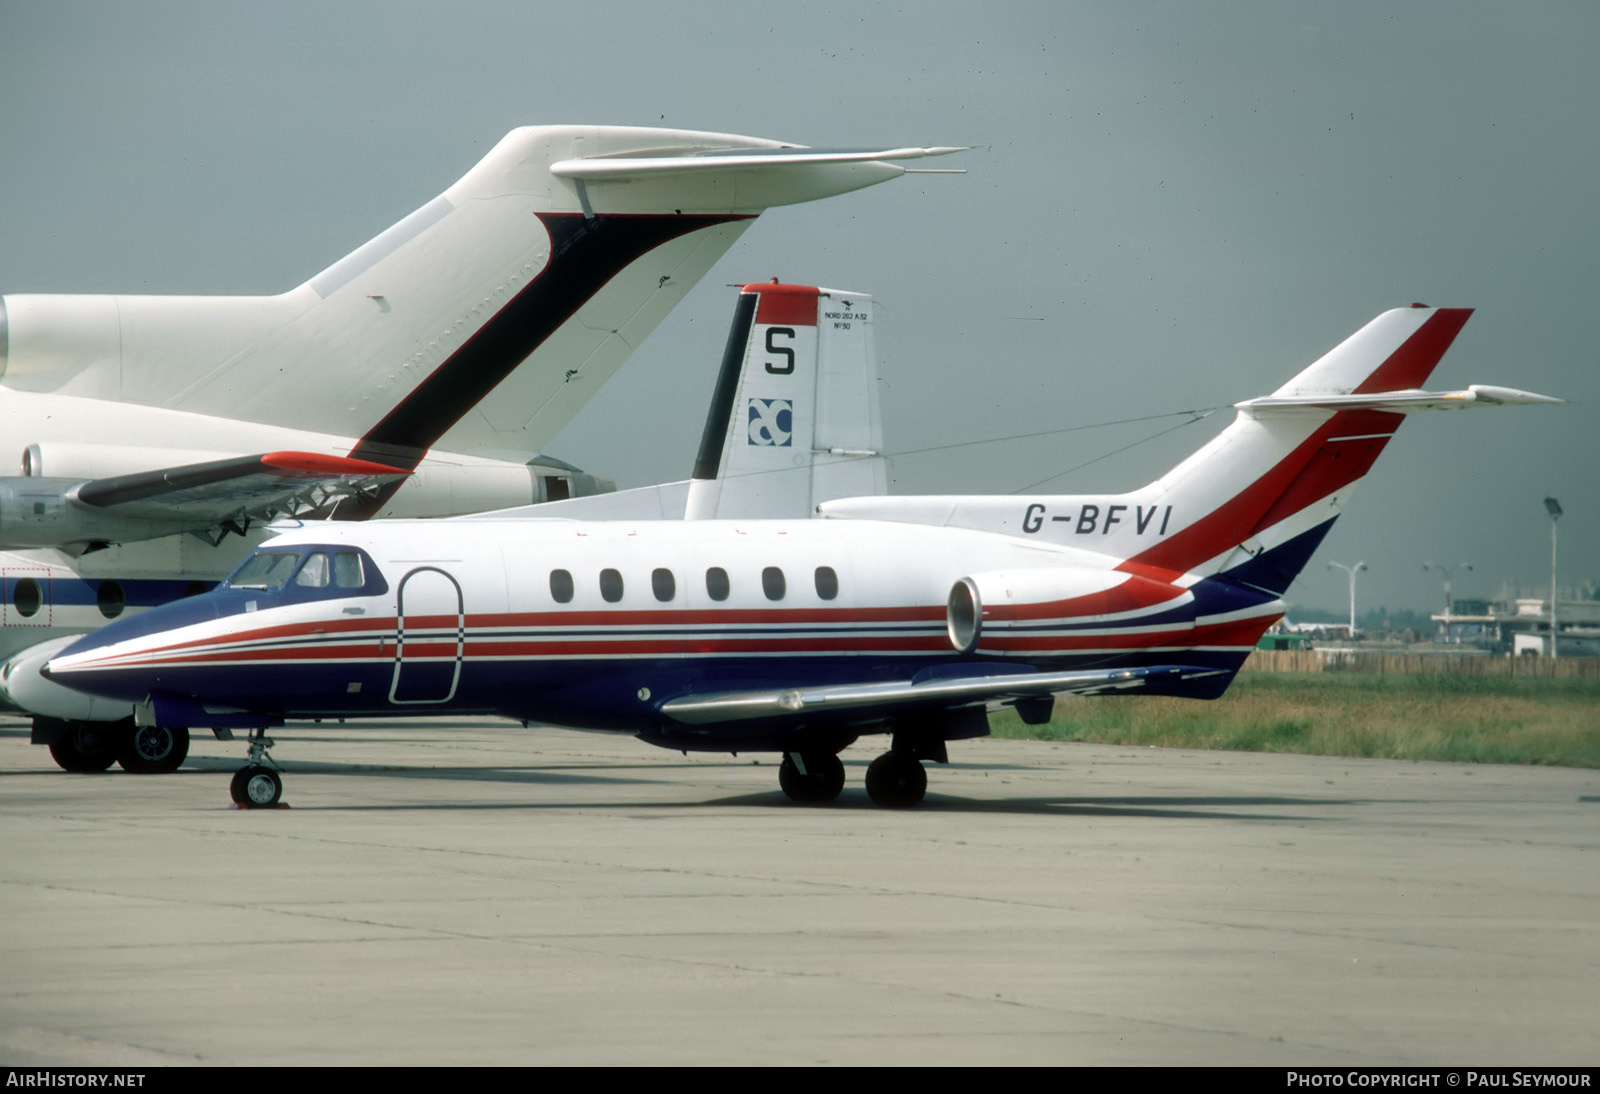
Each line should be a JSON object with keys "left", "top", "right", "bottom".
{"left": 1237, "top": 384, "right": 1563, "bottom": 413}
{"left": 660, "top": 664, "right": 1224, "bottom": 725}
{"left": 551, "top": 145, "right": 968, "bottom": 179}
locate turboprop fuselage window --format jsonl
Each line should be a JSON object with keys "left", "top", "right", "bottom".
{"left": 652, "top": 568, "right": 675, "bottom": 602}
{"left": 12, "top": 577, "right": 42, "bottom": 618}
{"left": 762, "top": 567, "right": 786, "bottom": 601}
{"left": 550, "top": 569, "right": 574, "bottom": 604}
{"left": 600, "top": 568, "right": 624, "bottom": 603}
{"left": 706, "top": 567, "right": 730, "bottom": 602}
{"left": 814, "top": 566, "right": 839, "bottom": 601}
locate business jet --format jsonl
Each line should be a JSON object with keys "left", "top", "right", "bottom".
{"left": 0, "top": 127, "right": 961, "bottom": 770}
{"left": 42, "top": 285, "right": 1558, "bottom": 807}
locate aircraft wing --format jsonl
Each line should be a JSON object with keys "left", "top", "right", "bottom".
{"left": 658, "top": 664, "right": 1226, "bottom": 725}
{"left": 72, "top": 451, "right": 409, "bottom": 520}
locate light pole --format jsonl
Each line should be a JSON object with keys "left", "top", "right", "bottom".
{"left": 1545, "top": 497, "right": 1562, "bottom": 660}
{"left": 1423, "top": 561, "right": 1472, "bottom": 640}
{"left": 1328, "top": 560, "right": 1366, "bottom": 640}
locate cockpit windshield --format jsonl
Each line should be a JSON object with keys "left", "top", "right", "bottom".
{"left": 225, "top": 547, "right": 385, "bottom": 597}
{"left": 227, "top": 551, "right": 302, "bottom": 589}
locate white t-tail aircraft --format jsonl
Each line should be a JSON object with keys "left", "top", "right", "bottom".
{"left": 0, "top": 127, "right": 960, "bottom": 769}
{"left": 42, "top": 286, "right": 1558, "bottom": 807}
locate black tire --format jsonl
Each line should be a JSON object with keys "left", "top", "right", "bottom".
{"left": 778, "top": 752, "right": 846, "bottom": 804}
{"left": 117, "top": 725, "right": 190, "bottom": 774}
{"left": 46, "top": 721, "right": 121, "bottom": 773}
{"left": 230, "top": 765, "right": 282, "bottom": 808}
{"left": 865, "top": 751, "right": 927, "bottom": 808}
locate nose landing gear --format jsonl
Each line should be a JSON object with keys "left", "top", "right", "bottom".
{"left": 229, "top": 728, "right": 284, "bottom": 808}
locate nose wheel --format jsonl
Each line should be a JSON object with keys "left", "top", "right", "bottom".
{"left": 230, "top": 728, "right": 284, "bottom": 808}
{"left": 230, "top": 766, "right": 283, "bottom": 808}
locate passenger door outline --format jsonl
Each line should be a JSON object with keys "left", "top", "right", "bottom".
{"left": 389, "top": 566, "right": 464, "bottom": 704}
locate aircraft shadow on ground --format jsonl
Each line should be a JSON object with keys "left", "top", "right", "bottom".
{"left": 170, "top": 757, "right": 1340, "bottom": 820}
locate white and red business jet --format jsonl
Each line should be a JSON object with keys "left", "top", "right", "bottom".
{"left": 44, "top": 283, "right": 1558, "bottom": 807}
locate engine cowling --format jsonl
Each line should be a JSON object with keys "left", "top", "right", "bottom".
{"left": 22, "top": 442, "right": 242, "bottom": 480}
{"left": 946, "top": 568, "right": 1193, "bottom": 654}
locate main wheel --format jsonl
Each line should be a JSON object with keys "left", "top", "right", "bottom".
{"left": 865, "top": 751, "right": 927, "bottom": 808}
{"left": 118, "top": 724, "right": 190, "bottom": 774}
{"left": 778, "top": 751, "right": 846, "bottom": 804}
{"left": 46, "top": 721, "right": 120, "bottom": 773}
{"left": 230, "top": 765, "right": 282, "bottom": 808}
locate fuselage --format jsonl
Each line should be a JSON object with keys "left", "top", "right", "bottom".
{"left": 47, "top": 517, "right": 1286, "bottom": 746}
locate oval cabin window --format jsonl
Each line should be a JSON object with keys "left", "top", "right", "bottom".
{"left": 13, "top": 578, "right": 42, "bottom": 618}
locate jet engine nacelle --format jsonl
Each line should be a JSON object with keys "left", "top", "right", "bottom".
{"left": 22, "top": 442, "right": 241, "bottom": 480}
{"left": 946, "top": 568, "right": 1193, "bottom": 653}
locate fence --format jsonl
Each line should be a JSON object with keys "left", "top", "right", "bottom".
{"left": 1242, "top": 649, "right": 1600, "bottom": 679}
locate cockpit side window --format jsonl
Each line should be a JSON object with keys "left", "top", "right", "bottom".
{"left": 333, "top": 552, "right": 365, "bottom": 589}
{"left": 228, "top": 551, "right": 302, "bottom": 589}
{"left": 295, "top": 553, "right": 331, "bottom": 588}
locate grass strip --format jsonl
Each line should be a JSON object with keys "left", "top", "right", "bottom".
{"left": 988, "top": 673, "right": 1600, "bottom": 767}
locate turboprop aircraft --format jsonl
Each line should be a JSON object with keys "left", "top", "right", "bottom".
{"left": 0, "top": 127, "right": 959, "bottom": 770}
{"left": 42, "top": 290, "right": 1559, "bottom": 807}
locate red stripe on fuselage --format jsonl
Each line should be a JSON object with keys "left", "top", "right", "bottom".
{"left": 981, "top": 575, "right": 1187, "bottom": 623}
{"left": 982, "top": 615, "right": 1276, "bottom": 653}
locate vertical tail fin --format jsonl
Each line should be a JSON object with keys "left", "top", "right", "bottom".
{"left": 1122, "top": 306, "right": 1474, "bottom": 590}
{"left": 684, "top": 281, "right": 886, "bottom": 519}
{"left": 3, "top": 128, "right": 959, "bottom": 486}
{"left": 824, "top": 305, "right": 1555, "bottom": 596}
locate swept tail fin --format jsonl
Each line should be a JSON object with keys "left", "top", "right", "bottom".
{"left": 2, "top": 127, "right": 957, "bottom": 479}
{"left": 822, "top": 305, "right": 1558, "bottom": 595}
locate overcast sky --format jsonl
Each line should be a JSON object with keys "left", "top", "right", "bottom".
{"left": 1, "top": 1, "right": 1593, "bottom": 615}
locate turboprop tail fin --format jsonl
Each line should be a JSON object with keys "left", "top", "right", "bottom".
{"left": 465, "top": 280, "right": 890, "bottom": 522}
{"left": 683, "top": 281, "right": 887, "bottom": 519}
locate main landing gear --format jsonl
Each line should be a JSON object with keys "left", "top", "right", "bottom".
{"left": 864, "top": 750, "right": 927, "bottom": 808}
{"left": 37, "top": 717, "right": 189, "bottom": 774}
{"left": 778, "top": 751, "right": 847, "bottom": 803}
{"left": 229, "top": 728, "right": 284, "bottom": 808}
{"left": 775, "top": 744, "right": 935, "bottom": 808}
{"left": 118, "top": 724, "right": 190, "bottom": 774}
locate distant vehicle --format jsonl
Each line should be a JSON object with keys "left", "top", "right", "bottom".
{"left": 0, "top": 126, "right": 961, "bottom": 770}
{"left": 44, "top": 294, "right": 1558, "bottom": 807}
